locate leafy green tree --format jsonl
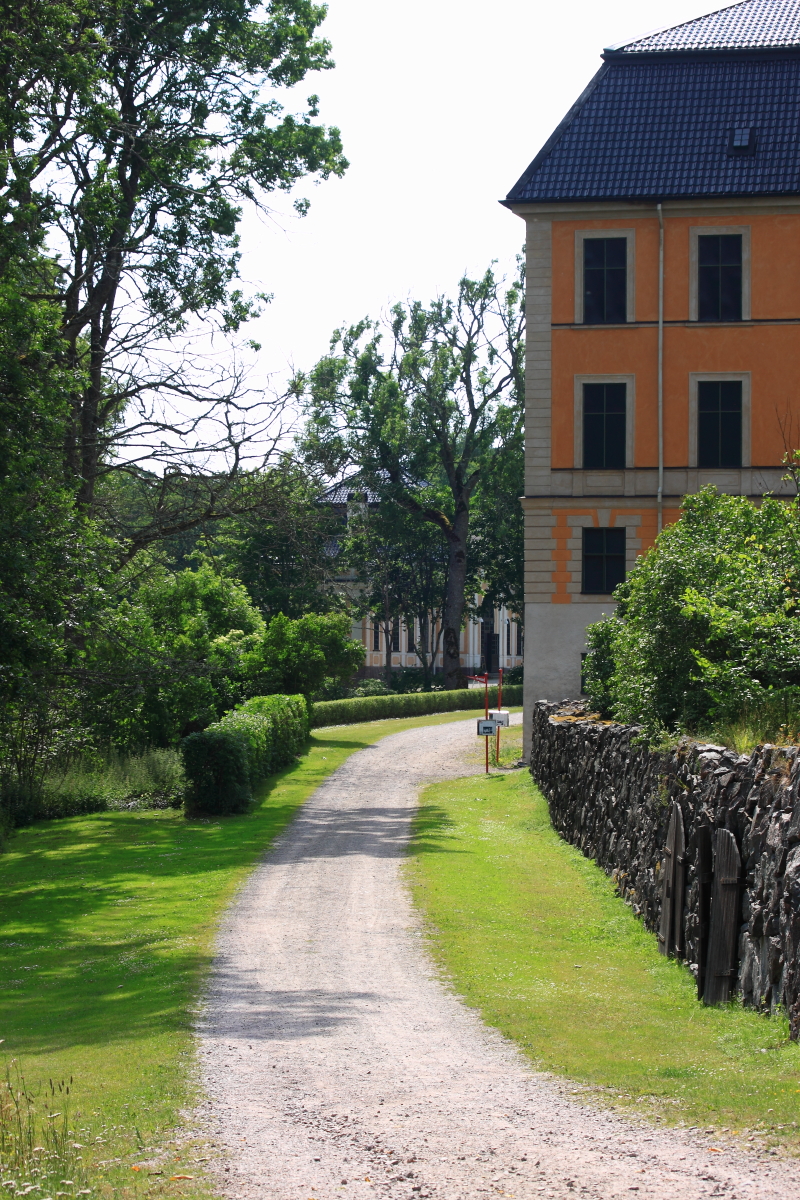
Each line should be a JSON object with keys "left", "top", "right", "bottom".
{"left": 215, "top": 466, "right": 344, "bottom": 618}
{"left": 344, "top": 500, "right": 449, "bottom": 688}
{"left": 1, "top": 0, "right": 347, "bottom": 542}
{"left": 297, "top": 261, "right": 524, "bottom": 689}
{"left": 584, "top": 487, "right": 800, "bottom": 734}
{"left": 243, "top": 612, "right": 364, "bottom": 698}
{"left": 470, "top": 423, "right": 524, "bottom": 619}
{"left": 85, "top": 561, "right": 266, "bottom": 748}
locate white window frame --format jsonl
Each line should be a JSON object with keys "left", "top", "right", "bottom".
{"left": 573, "top": 374, "right": 636, "bottom": 470}
{"left": 689, "top": 225, "right": 751, "bottom": 322}
{"left": 574, "top": 229, "right": 636, "bottom": 325}
{"left": 688, "top": 372, "right": 751, "bottom": 468}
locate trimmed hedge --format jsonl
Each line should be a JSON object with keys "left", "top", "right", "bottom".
{"left": 182, "top": 694, "right": 308, "bottom": 816}
{"left": 310, "top": 685, "right": 523, "bottom": 728}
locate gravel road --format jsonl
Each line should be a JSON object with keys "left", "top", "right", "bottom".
{"left": 197, "top": 715, "right": 800, "bottom": 1199}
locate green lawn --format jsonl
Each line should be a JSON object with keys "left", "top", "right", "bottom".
{"left": 0, "top": 709, "right": 487, "bottom": 1200}
{"left": 407, "top": 726, "right": 800, "bottom": 1152}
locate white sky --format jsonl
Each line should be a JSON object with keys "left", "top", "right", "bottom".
{"left": 238, "top": 0, "right": 729, "bottom": 392}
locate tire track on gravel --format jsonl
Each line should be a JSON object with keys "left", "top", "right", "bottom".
{"left": 197, "top": 714, "right": 800, "bottom": 1199}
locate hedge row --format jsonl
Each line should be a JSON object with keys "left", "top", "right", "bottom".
{"left": 310, "top": 685, "right": 523, "bottom": 728}
{"left": 182, "top": 693, "right": 308, "bottom": 815}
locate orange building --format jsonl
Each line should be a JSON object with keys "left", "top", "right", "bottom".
{"left": 503, "top": 0, "right": 800, "bottom": 743}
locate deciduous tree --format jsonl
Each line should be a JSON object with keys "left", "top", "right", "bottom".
{"left": 297, "top": 261, "right": 524, "bottom": 689}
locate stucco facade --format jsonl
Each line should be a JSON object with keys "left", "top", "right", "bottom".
{"left": 503, "top": 0, "right": 800, "bottom": 754}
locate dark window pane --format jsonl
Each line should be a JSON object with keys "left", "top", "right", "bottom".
{"left": 582, "top": 527, "right": 626, "bottom": 594}
{"left": 697, "top": 235, "right": 742, "bottom": 322}
{"left": 697, "top": 380, "right": 742, "bottom": 468}
{"left": 583, "top": 238, "right": 627, "bottom": 324}
{"left": 583, "top": 383, "right": 626, "bottom": 469}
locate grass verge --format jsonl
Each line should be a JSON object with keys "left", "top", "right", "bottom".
{"left": 407, "top": 724, "right": 800, "bottom": 1151}
{"left": 0, "top": 708, "right": 490, "bottom": 1200}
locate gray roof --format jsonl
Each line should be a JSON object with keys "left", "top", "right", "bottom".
{"left": 609, "top": 0, "right": 800, "bottom": 54}
{"left": 319, "top": 474, "right": 382, "bottom": 505}
{"left": 504, "top": 0, "right": 800, "bottom": 205}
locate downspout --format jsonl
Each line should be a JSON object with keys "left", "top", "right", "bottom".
{"left": 657, "top": 202, "right": 664, "bottom": 534}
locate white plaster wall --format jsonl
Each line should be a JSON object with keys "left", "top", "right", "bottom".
{"left": 522, "top": 600, "right": 615, "bottom": 758}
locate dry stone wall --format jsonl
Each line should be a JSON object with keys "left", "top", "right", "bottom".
{"left": 530, "top": 701, "right": 800, "bottom": 1037}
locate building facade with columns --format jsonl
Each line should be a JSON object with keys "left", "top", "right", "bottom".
{"left": 321, "top": 476, "right": 524, "bottom": 679}
{"left": 503, "top": 0, "right": 800, "bottom": 743}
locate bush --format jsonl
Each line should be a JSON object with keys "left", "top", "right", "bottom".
{"left": 310, "top": 684, "right": 522, "bottom": 727}
{"left": 182, "top": 694, "right": 308, "bottom": 815}
{"left": 0, "top": 748, "right": 186, "bottom": 831}
{"left": 348, "top": 678, "right": 393, "bottom": 697}
{"left": 583, "top": 488, "right": 800, "bottom": 736}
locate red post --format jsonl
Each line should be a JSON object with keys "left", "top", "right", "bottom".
{"left": 484, "top": 672, "right": 489, "bottom": 774}
{"left": 496, "top": 667, "right": 503, "bottom": 766}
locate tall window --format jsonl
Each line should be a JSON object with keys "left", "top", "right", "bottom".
{"left": 583, "top": 382, "right": 626, "bottom": 469}
{"left": 698, "top": 235, "right": 742, "bottom": 322}
{"left": 407, "top": 621, "right": 415, "bottom": 653}
{"left": 698, "top": 380, "right": 742, "bottom": 468}
{"left": 583, "top": 238, "right": 627, "bottom": 324}
{"left": 372, "top": 620, "right": 380, "bottom": 651}
{"left": 506, "top": 619, "right": 511, "bottom": 656}
{"left": 582, "top": 528, "right": 626, "bottom": 594}
{"left": 391, "top": 617, "right": 400, "bottom": 652}
{"left": 516, "top": 623, "right": 523, "bottom": 656}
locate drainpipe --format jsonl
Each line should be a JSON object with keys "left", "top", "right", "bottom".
{"left": 657, "top": 202, "right": 664, "bottom": 534}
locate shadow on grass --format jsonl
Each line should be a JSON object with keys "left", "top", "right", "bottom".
{"left": 410, "top": 804, "right": 465, "bottom": 858}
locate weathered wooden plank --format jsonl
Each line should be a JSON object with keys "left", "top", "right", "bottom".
{"left": 658, "top": 803, "right": 678, "bottom": 956}
{"left": 703, "top": 828, "right": 742, "bottom": 1006}
{"left": 694, "top": 823, "right": 713, "bottom": 1001}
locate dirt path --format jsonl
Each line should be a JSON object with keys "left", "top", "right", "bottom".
{"left": 197, "top": 716, "right": 800, "bottom": 1200}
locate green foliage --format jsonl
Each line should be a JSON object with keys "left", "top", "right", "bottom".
{"left": 584, "top": 487, "right": 800, "bottom": 735}
{"left": 297, "top": 260, "right": 525, "bottom": 688}
{"left": 470, "top": 421, "right": 524, "bottom": 618}
{"left": 1, "top": 0, "right": 347, "bottom": 517}
{"left": 310, "top": 685, "right": 522, "bottom": 727}
{"left": 86, "top": 561, "right": 266, "bottom": 749}
{"left": 237, "top": 693, "right": 310, "bottom": 759}
{"left": 182, "top": 694, "right": 308, "bottom": 815}
{"left": 216, "top": 466, "right": 344, "bottom": 618}
{"left": 243, "top": 611, "right": 365, "bottom": 698}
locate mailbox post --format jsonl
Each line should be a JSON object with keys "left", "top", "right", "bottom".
{"left": 467, "top": 671, "right": 491, "bottom": 773}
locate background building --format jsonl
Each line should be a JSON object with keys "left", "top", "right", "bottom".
{"left": 322, "top": 476, "right": 523, "bottom": 679}
{"left": 503, "top": 0, "right": 800, "bottom": 747}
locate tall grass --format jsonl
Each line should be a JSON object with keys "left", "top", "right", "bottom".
{"left": 1, "top": 748, "right": 185, "bottom": 828}
{"left": 0, "top": 1061, "right": 90, "bottom": 1196}
{"left": 697, "top": 698, "right": 800, "bottom": 754}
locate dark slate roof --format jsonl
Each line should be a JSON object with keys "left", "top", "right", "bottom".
{"left": 611, "top": 0, "right": 800, "bottom": 54}
{"left": 319, "top": 473, "right": 382, "bottom": 505}
{"left": 505, "top": 54, "right": 800, "bottom": 202}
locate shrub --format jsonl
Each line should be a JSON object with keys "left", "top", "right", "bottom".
{"left": 0, "top": 748, "right": 186, "bottom": 831}
{"left": 242, "top": 612, "right": 365, "bottom": 698}
{"left": 310, "top": 684, "right": 522, "bottom": 727}
{"left": 583, "top": 487, "right": 800, "bottom": 736}
{"left": 182, "top": 694, "right": 308, "bottom": 815}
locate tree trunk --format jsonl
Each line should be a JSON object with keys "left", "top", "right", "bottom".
{"left": 440, "top": 506, "right": 469, "bottom": 690}
{"left": 381, "top": 593, "right": 393, "bottom": 686}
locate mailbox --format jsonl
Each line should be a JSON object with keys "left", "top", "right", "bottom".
{"left": 476, "top": 718, "right": 497, "bottom": 736}
{"left": 489, "top": 709, "right": 509, "bottom": 726}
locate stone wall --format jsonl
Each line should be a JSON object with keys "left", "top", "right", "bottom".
{"left": 530, "top": 701, "right": 800, "bottom": 1037}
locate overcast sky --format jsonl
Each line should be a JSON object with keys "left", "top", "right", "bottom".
{"left": 238, "top": 0, "right": 726, "bottom": 392}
